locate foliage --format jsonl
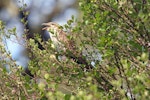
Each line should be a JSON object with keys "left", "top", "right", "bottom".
{"left": 0, "top": 0, "right": 150, "bottom": 100}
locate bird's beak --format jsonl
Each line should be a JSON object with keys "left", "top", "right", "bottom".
{"left": 42, "top": 23, "right": 50, "bottom": 26}
{"left": 42, "top": 23, "right": 50, "bottom": 30}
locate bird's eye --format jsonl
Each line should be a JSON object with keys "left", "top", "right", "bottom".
{"left": 51, "top": 23, "right": 55, "bottom": 25}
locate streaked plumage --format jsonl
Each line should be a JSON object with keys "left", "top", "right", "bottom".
{"left": 42, "top": 22, "right": 75, "bottom": 52}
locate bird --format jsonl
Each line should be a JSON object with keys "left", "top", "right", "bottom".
{"left": 42, "top": 22, "right": 95, "bottom": 69}
{"left": 42, "top": 22, "right": 75, "bottom": 53}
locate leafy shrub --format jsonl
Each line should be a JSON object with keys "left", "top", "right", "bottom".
{"left": 0, "top": 0, "right": 150, "bottom": 100}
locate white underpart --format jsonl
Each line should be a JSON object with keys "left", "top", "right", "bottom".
{"left": 48, "top": 28, "right": 67, "bottom": 62}
{"left": 49, "top": 28, "right": 64, "bottom": 51}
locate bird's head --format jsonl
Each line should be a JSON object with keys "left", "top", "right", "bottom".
{"left": 42, "top": 22, "right": 62, "bottom": 36}
{"left": 42, "top": 22, "right": 66, "bottom": 50}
